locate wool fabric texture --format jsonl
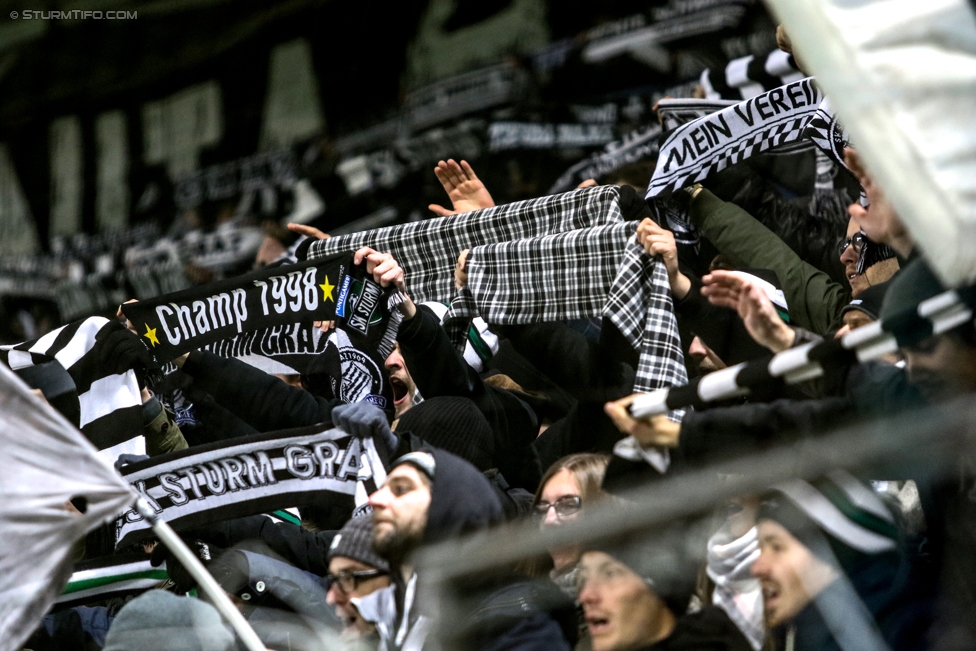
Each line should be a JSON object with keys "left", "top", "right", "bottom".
{"left": 328, "top": 514, "right": 390, "bottom": 573}
{"left": 395, "top": 396, "right": 495, "bottom": 471}
{"left": 102, "top": 591, "right": 235, "bottom": 651}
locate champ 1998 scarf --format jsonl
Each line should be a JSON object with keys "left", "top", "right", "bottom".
{"left": 122, "top": 253, "right": 351, "bottom": 366}
{"left": 447, "top": 222, "right": 688, "bottom": 397}
{"left": 115, "top": 423, "right": 385, "bottom": 549}
{"left": 306, "top": 185, "right": 626, "bottom": 304}
{"left": 1, "top": 317, "right": 144, "bottom": 458}
{"left": 646, "top": 77, "right": 823, "bottom": 199}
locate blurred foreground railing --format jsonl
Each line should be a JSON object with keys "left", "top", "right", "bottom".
{"left": 417, "top": 396, "right": 976, "bottom": 647}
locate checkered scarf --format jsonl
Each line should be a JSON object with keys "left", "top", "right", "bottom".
{"left": 446, "top": 222, "right": 687, "bottom": 397}
{"left": 305, "top": 185, "right": 625, "bottom": 304}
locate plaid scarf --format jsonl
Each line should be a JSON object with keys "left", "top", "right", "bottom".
{"left": 305, "top": 185, "right": 626, "bottom": 304}
{"left": 446, "top": 222, "right": 688, "bottom": 397}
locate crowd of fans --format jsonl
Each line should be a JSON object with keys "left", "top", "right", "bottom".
{"left": 17, "top": 23, "right": 976, "bottom": 651}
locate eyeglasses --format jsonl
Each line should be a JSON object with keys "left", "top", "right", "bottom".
{"left": 326, "top": 569, "right": 388, "bottom": 594}
{"left": 533, "top": 495, "right": 582, "bottom": 519}
{"left": 839, "top": 232, "right": 867, "bottom": 257}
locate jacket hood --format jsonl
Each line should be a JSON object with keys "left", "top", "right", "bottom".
{"left": 419, "top": 448, "right": 504, "bottom": 545}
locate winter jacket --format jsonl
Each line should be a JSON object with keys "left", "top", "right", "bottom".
{"left": 180, "top": 350, "right": 341, "bottom": 433}
{"left": 688, "top": 189, "right": 850, "bottom": 335}
{"left": 635, "top": 606, "right": 752, "bottom": 650}
{"left": 396, "top": 306, "right": 543, "bottom": 490}
{"left": 605, "top": 361, "right": 923, "bottom": 493}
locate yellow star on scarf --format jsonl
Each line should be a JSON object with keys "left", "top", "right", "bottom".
{"left": 320, "top": 276, "right": 336, "bottom": 303}
{"left": 143, "top": 323, "right": 160, "bottom": 347}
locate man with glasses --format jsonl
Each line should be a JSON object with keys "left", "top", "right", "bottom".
{"left": 683, "top": 184, "right": 898, "bottom": 335}
{"left": 325, "top": 515, "right": 391, "bottom": 642}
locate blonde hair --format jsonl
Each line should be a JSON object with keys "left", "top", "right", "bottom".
{"left": 534, "top": 453, "right": 610, "bottom": 506}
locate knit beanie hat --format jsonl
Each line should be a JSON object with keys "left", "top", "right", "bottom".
{"left": 881, "top": 259, "right": 946, "bottom": 319}
{"left": 585, "top": 519, "right": 702, "bottom": 616}
{"left": 756, "top": 470, "right": 900, "bottom": 578}
{"left": 841, "top": 280, "right": 890, "bottom": 321}
{"left": 328, "top": 514, "right": 390, "bottom": 573}
{"left": 103, "top": 590, "right": 235, "bottom": 651}
{"left": 395, "top": 396, "right": 494, "bottom": 471}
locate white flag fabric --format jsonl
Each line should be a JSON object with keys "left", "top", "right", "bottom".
{"left": 0, "top": 362, "right": 135, "bottom": 651}
{"left": 767, "top": 0, "right": 976, "bottom": 287}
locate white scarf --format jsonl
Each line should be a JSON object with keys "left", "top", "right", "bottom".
{"left": 706, "top": 525, "right": 765, "bottom": 650}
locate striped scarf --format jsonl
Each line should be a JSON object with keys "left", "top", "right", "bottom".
{"left": 1, "top": 317, "right": 144, "bottom": 460}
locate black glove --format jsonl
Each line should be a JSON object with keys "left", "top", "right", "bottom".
{"left": 114, "top": 453, "right": 150, "bottom": 472}
{"left": 95, "top": 322, "right": 158, "bottom": 388}
{"left": 149, "top": 538, "right": 223, "bottom": 594}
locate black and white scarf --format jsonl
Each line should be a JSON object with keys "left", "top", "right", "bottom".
{"left": 446, "top": 223, "right": 688, "bottom": 397}
{"left": 646, "top": 77, "right": 823, "bottom": 199}
{"left": 657, "top": 98, "right": 738, "bottom": 131}
{"left": 121, "top": 254, "right": 351, "bottom": 366}
{"left": 115, "top": 423, "right": 385, "bottom": 549}
{"left": 548, "top": 125, "right": 662, "bottom": 194}
{"left": 700, "top": 49, "right": 806, "bottom": 101}
{"left": 306, "top": 185, "right": 626, "bottom": 304}
{"left": 1, "top": 317, "right": 144, "bottom": 458}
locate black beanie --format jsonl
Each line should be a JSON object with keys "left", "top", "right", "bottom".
{"left": 395, "top": 396, "right": 495, "bottom": 471}
{"left": 585, "top": 520, "right": 701, "bottom": 616}
{"left": 841, "top": 280, "right": 891, "bottom": 321}
{"left": 879, "top": 258, "right": 947, "bottom": 325}
{"left": 391, "top": 448, "right": 503, "bottom": 545}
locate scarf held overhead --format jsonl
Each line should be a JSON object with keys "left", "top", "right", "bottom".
{"left": 448, "top": 222, "right": 687, "bottom": 398}
{"left": 115, "top": 423, "right": 385, "bottom": 549}
{"left": 122, "top": 253, "right": 351, "bottom": 365}
{"left": 646, "top": 77, "right": 823, "bottom": 198}
{"left": 305, "top": 185, "right": 626, "bottom": 305}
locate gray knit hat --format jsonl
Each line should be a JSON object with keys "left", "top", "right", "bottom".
{"left": 328, "top": 514, "right": 390, "bottom": 572}
{"left": 757, "top": 469, "right": 900, "bottom": 576}
{"left": 103, "top": 590, "right": 235, "bottom": 651}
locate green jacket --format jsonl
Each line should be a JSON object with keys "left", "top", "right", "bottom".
{"left": 688, "top": 189, "right": 849, "bottom": 335}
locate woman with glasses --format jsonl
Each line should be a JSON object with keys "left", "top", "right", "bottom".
{"left": 532, "top": 453, "right": 611, "bottom": 599}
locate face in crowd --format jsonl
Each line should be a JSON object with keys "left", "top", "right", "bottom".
{"left": 687, "top": 335, "right": 725, "bottom": 377}
{"left": 535, "top": 468, "right": 585, "bottom": 571}
{"left": 902, "top": 332, "right": 976, "bottom": 402}
{"left": 368, "top": 462, "right": 432, "bottom": 562}
{"left": 839, "top": 217, "right": 870, "bottom": 295}
{"left": 577, "top": 551, "right": 676, "bottom": 651}
{"left": 751, "top": 520, "right": 839, "bottom": 628}
{"left": 385, "top": 344, "right": 418, "bottom": 418}
{"left": 325, "top": 556, "right": 390, "bottom": 638}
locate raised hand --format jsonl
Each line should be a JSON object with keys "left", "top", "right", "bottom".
{"left": 843, "top": 147, "right": 912, "bottom": 256}
{"left": 354, "top": 247, "right": 406, "bottom": 292}
{"left": 428, "top": 159, "right": 496, "bottom": 216}
{"left": 636, "top": 218, "right": 691, "bottom": 299}
{"left": 701, "top": 270, "right": 795, "bottom": 353}
{"left": 604, "top": 394, "right": 682, "bottom": 448}
{"left": 287, "top": 223, "right": 330, "bottom": 240}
